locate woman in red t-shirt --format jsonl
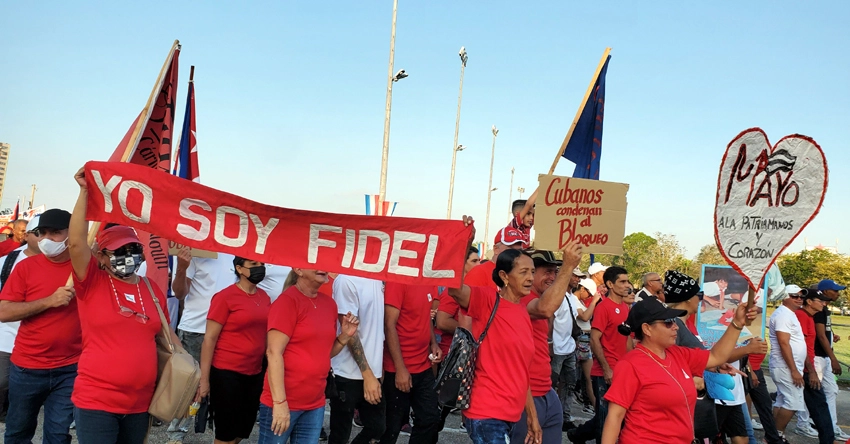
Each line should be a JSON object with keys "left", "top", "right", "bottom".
{"left": 195, "top": 256, "right": 271, "bottom": 444}
{"left": 447, "top": 246, "right": 540, "bottom": 444}
{"left": 259, "top": 268, "right": 358, "bottom": 444}
{"left": 601, "top": 298, "right": 759, "bottom": 444}
{"left": 69, "top": 168, "right": 180, "bottom": 444}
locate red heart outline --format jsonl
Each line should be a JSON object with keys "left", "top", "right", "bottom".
{"left": 713, "top": 127, "right": 829, "bottom": 290}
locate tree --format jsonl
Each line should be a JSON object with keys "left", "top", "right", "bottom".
{"left": 778, "top": 248, "right": 850, "bottom": 306}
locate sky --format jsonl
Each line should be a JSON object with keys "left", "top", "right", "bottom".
{"left": 2, "top": 1, "right": 848, "bottom": 258}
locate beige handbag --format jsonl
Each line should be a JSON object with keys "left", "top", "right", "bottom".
{"left": 142, "top": 278, "right": 201, "bottom": 422}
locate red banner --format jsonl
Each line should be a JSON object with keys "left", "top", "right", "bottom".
{"left": 107, "top": 45, "right": 180, "bottom": 294}
{"left": 84, "top": 161, "right": 473, "bottom": 287}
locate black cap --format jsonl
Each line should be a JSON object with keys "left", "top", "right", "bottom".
{"left": 805, "top": 289, "right": 831, "bottom": 302}
{"left": 35, "top": 209, "right": 71, "bottom": 230}
{"left": 663, "top": 270, "right": 701, "bottom": 304}
{"left": 618, "top": 298, "right": 687, "bottom": 336}
{"left": 528, "top": 250, "right": 562, "bottom": 267}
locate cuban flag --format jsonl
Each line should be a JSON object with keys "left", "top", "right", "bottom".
{"left": 11, "top": 199, "right": 19, "bottom": 220}
{"left": 365, "top": 195, "right": 398, "bottom": 216}
{"left": 173, "top": 71, "right": 199, "bottom": 182}
{"left": 562, "top": 55, "right": 610, "bottom": 180}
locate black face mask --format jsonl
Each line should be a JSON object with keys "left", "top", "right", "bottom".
{"left": 244, "top": 266, "right": 266, "bottom": 284}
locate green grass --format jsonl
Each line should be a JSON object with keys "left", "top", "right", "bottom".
{"left": 762, "top": 307, "right": 850, "bottom": 383}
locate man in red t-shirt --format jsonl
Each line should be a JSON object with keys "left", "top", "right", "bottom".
{"left": 568, "top": 266, "right": 631, "bottom": 444}
{"left": 0, "top": 209, "right": 81, "bottom": 443}
{"left": 379, "top": 283, "right": 442, "bottom": 443}
{"left": 464, "top": 227, "right": 524, "bottom": 291}
{"left": 0, "top": 219, "right": 26, "bottom": 258}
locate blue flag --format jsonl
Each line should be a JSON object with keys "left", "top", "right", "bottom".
{"left": 562, "top": 55, "right": 610, "bottom": 180}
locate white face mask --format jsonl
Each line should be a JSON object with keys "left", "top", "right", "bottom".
{"left": 38, "top": 237, "right": 68, "bottom": 258}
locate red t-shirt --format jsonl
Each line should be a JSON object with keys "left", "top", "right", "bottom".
{"left": 509, "top": 214, "right": 531, "bottom": 249}
{"left": 383, "top": 283, "right": 437, "bottom": 374}
{"left": 750, "top": 353, "right": 766, "bottom": 370}
{"left": 795, "top": 309, "right": 817, "bottom": 367}
{"left": 72, "top": 258, "right": 169, "bottom": 414}
{"left": 207, "top": 284, "right": 271, "bottom": 375}
{"left": 464, "top": 286, "right": 534, "bottom": 422}
{"left": 0, "top": 255, "right": 81, "bottom": 369}
{"left": 261, "top": 286, "right": 338, "bottom": 410}
{"left": 686, "top": 315, "right": 698, "bottom": 336}
{"left": 437, "top": 293, "right": 462, "bottom": 355}
{"left": 0, "top": 238, "right": 22, "bottom": 258}
{"left": 464, "top": 261, "right": 497, "bottom": 292}
{"left": 590, "top": 296, "right": 630, "bottom": 377}
{"left": 605, "top": 344, "right": 710, "bottom": 444}
{"left": 520, "top": 291, "right": 553, "bottom": 396}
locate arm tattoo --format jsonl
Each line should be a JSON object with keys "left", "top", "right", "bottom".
{"left": 347, "top": 333, "right": 372, "bottom": 374}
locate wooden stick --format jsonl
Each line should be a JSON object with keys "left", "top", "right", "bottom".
{"left": 189, "top": 65, "right": 195, "bottom": 82}
{"left": 745, "top": 286, "right": 756, "bottom": 326}
{"left": 548, "top": 47, "right": 611, "bottom": 175}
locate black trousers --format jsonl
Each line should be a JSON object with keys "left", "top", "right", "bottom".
{"left": 379, "top": 369, "right": 440, "bottom": 444}
{"left": 746, "top": 369, "right": 783, "bottom": 444}
{"left": 803, "top": 372, "right": 835, "bottom": 444}
{"left": 329, "top": 375, "right": 386, "bottom": 444}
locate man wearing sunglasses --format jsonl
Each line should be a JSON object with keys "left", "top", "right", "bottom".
{"left": 0, "top": 209, "right": 82, "bottom": 444}
{"left": 768, "top": 285, "right": 806, "bottom": 441}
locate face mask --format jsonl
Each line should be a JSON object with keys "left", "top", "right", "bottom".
{"left": 244, "top": 266, "right": 266, "bottom": 284}
{"left": 109, "top": 253, "right": 144, "bottom": 278}
{"left": 38, "top": 237, "right": 68, "bottom": 258}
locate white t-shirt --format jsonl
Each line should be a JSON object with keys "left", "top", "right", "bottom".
{"left": 575, "top": 296, "right": 591, "bottom": 331}
{"left": 769, "top": 304, "right": 806, "bottom": 372}
{"left": 331, "top": 275, "right": 385, "bottom": 380}
{"left": 552, "top": 293, "right": 579, "bottom": 355}
{"left": 0, "top": 247, "right": 29, "bottom": 353}
{"left": 256, "top": 264, "right": 292, "bottom": 302}
{"left": 715, "top": 361, "right": 746, "bottom": 406}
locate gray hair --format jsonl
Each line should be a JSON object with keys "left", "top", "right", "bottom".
{"left": 641, "top": 272, "right": 659, "bottom": 287}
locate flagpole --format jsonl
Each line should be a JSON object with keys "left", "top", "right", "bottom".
{"left": 87, "top": 40, "right": 180, "bottom": 247}
{"left": 548, "top": 47, "right": 611, "bottom": 175}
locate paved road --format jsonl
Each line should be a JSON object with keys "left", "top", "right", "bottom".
{"left": 3, "top": 374, "right": 848, "bottom": 443}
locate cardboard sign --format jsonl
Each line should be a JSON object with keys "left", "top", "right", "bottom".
{"left": 534, "top": 175, "right": 629, "bottom": 254}
{"left": 167, "top": 241, "right": 218, "bottom": 259}
{"left": 714, "top": 128, "right": 828, "bottom": 289}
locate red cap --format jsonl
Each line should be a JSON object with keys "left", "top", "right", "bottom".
{"left": 494, "top": 227, "right": 524, "bottom": 246}
{"left": 97, "top": 226, "right": 142, "bottom": 251}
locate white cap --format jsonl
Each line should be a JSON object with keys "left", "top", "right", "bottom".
{"left": 587, "top": 262, "right": 608, "bottom": 276}
{"left": 702, "top": 282, "right": 721, "bottom": 297}
{"left": 578, "top": 278, "right": 597, "bottom": 295}
{"left": 25, "top": 216, "right": 40, "bottom": 232}
{"left": 784, "top": 284, "right": 802, "bottom": 296}
{"left": 572, "top": 267, "right": 587, "bottom": 277}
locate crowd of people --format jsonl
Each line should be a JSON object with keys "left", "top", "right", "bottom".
{"left": 0, "top": 172, "right": 846, "bottom": 444}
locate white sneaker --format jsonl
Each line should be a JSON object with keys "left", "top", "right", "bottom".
{"left": 795, "top": 424, "right": 819, "bottom": 439}
{"left": 835, "top": 430, "right": 850, "bottom": 441}
{"left": 751, "top": 418, "right": 763, "bottom": 430}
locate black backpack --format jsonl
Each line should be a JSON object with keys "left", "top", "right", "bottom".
{"left": 434, "top": 292, "right": 499, "bottom": 409}
{"left": 0, "top": 250, "right": 22, "bottom": 289}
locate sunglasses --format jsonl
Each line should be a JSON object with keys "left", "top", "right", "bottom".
{"left": 108, "top": 243, "right": 144, "bottom": 256}
{"left": 789, "top": 294, "right": 804, "bottom": 299}
{"left": 650, "top": 318, "right": 677, "bottom": 329}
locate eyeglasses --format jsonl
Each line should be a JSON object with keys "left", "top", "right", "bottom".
{"left": 789, "top": 294, "right": 804, "bottom": 299}
{"left": 117, "top": 305, "right": 150, "bottom": 324}
{"left": 650, "top": 318, "right": 677, "bottom": 329}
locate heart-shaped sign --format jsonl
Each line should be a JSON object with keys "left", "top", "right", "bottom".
{"left": 714, "top": 128, "right": 828, "bottom": 290}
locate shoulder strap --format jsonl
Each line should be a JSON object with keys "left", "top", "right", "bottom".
{"left": 477, "top": 292, "right": 500, "bottom": 344}
{"left": 564, "top": 293, "right": 574, "bottom": 312}
{"left": 142, "top": 277, "right": 175, "bottom": 352}
{"left": 0, "top": 250, "right": 22, "bottom": 289}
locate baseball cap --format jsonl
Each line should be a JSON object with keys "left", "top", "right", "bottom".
{"left": 806, "top": 289, "right": 831, "bottom": 302}
{"left": 529, "top": 250, "right": 562, "bottom": 267}
{"left": 784, "top": 284, "right": 802, "bottom": 296}
{"left": 26, "top": 216, "right": 40, "bottom": 233}
{"left": 817, "top": 279, "right": 846, "bottom": 292}
{"left": 619, "top": 298, "right": 687, "bottom": 336}
{"left": 97, "top": 226, "right": 142, "bottom": 251}
{"left": 572, "top": 267, "right": 587, "bottom": 277}
{"left": 36, "top": 209, "right": 71, "bottom": 231}
{"left": 587, "top": 262, "right": 608, "bottom": 275}
{"left": 494, "top": 227, "right": 524, "bottom": 246}
{"left": 578, "top": 278, "right": 597, "bottom": 295}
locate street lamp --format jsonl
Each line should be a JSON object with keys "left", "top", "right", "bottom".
{"left": 517, "top": 186, "right": 525, "bottom": 199}
{"left": 378, "top": 0, "right": 404, "bottom": 206}
{"left": 509, "top": 167, "right": 515, "bottom": 218}
{"left": 484, "top": 125, "right": 498, "bottom": 251}
{"left": 446, "top": 46, "right": 468, "bottom": 219}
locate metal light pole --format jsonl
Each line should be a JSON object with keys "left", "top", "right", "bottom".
{"left": 446, "top": 46, "right": 468, "bottom": 219}
{"left": 484, "top": 125, "right": 498, "bottom": 250}
{"left": 508, "top": 167, "right": 515, "bottom": 218}
{"left": 378, "top": 0, "right": 403, "bottom": 205}
{"left": 517, "top": 186, "right": 525, "bottom": 199}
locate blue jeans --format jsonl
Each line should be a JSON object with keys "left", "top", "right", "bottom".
{"left": 463, "top": 417, "right": 514, "bottom": 444}
{"left": 510, "top": 389, "right": 563, "bottom": 444}
{"left": 741, "top": 404, "right": 757, "bottom": 444}
{"left": 74, "top": 408, "right": 149, "bottom": 444}
{"left": 4, "top": 363, "right": 77, "bottom": 444}
{"left": 258, "top": 404, "right": 324, "bottom": 444}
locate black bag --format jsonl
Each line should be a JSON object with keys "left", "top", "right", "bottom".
{"left": 0, "top": 249, "right": 21, "bottom": 289}
{"left": 693, "top": 392, "right": 719, "bottom": 440}
{"left": 194, "top": 396, "right": 212, "bottom": 433}
{"left": 564, "top": 295, "right": 583, "bottom": 340}
{"left": 325, "top": 369, "right": 339, "bottom": 399}
{"left": 434, "top": 293, "right": 500, "bottom": 410}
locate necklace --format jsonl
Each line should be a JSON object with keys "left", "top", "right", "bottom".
{"left": 636, "top": 344, "right": 669, "bottom": 368}
{"left": 236, "top": 282, "right": 260, "bottom": 307}
{"left": 295, "top": 282, "right": 318, "bottom": 309}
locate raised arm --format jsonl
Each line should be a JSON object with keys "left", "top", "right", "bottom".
{"left": 69, "top": 167, "right": 92, "bottom": 281}
{"left": 706, "top": 304, "right": 758, "bottom": 369}
{"left": 527, "top": 242, "right": 582, "bottom": 319}
{"left": 171, "top": 248, "right": 193, "bottom": 300}
{"left": 576, "top": 294, "right": 601, "bottom": 322}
